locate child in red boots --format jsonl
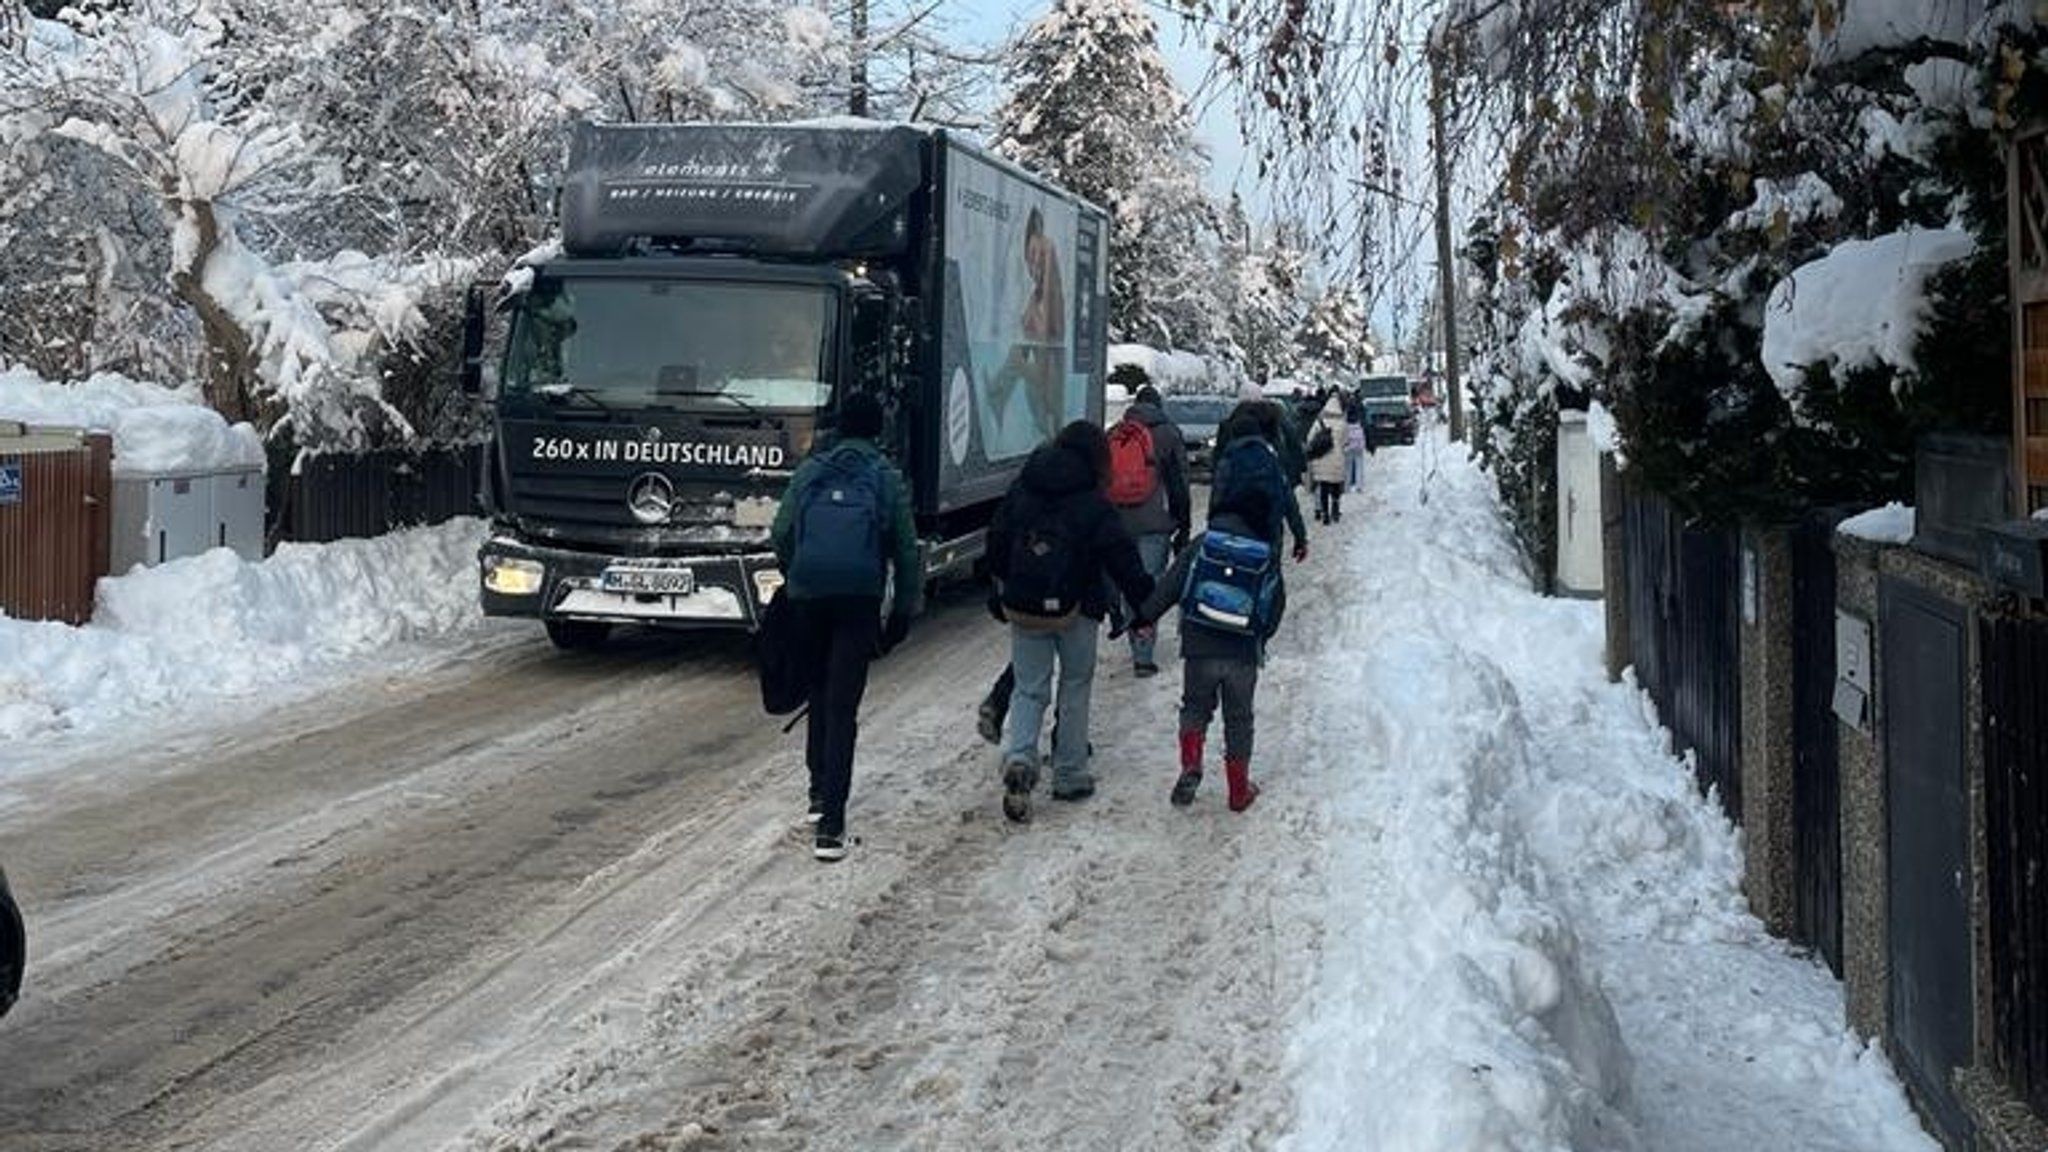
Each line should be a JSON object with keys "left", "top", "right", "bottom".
{"left": 1130, "top": 486, "right": 1290, "bottom": 812}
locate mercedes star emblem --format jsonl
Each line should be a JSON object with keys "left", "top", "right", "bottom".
{"left": 626, "top": 472, "right": 674, "bottom": 525}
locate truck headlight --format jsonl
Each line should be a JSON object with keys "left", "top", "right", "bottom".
{"left": 483, "top": 556, "right": 545, "bottom": 596}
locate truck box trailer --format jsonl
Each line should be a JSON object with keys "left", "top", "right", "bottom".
{"left": 463, "top": 121, "right": 1111, "bottom": 646}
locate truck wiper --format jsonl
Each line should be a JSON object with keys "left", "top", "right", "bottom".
{"left": 534, "top": 383, "right": 616, "bottom": 413}
{"left": 654, "top": 387, "right": 764, "bottom": 418}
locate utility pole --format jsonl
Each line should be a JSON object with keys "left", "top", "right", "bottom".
{"left": 1430, "top": 50, "right": 1465, "bottom": 441}
{"left": 849, "top": 0, "right": 870, "bottom": 118}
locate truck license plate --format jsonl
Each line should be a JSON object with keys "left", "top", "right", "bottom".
{"left": 601, "top": 567, "right": 693, "bottom": 595}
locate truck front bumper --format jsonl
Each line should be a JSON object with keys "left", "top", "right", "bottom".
{"left": 479, "top": 535, "right": 780, "bottom": 629}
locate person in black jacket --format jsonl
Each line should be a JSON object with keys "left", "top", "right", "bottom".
{"left": 1131, "top": 486, "right": 1288, "bottom": 814}
{"left": 986, "top": 420, "right": 1155, "bottom": 822}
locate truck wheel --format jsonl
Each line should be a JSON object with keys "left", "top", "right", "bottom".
{"left": 544, "top": 619, "right": 612, "bottom": 651}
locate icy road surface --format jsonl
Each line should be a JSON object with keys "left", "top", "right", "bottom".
{"left": 0, "top": 428, "right": 1933, "bottom": 1152}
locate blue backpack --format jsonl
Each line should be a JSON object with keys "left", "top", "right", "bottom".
{"left": 1180, "top": 529, "right": 1280, "bottom": 637}
{"left": 787, "top": 446, "right": 886, "bottom": 593}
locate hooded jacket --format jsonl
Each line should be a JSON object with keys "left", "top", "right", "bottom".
{"left": 988, "top": 438, "right": 1155, "bottom": 622}
{"left": 1111, "top": 399, "right": 1192, "bottom": 539}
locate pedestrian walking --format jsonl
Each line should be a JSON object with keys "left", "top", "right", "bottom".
{"left": 769, "top": 393, "right": 920, "bottom": 862}
{"left": 986, "top": 419, "right": 1155, "bottom": 822}
{"left": 1307, "top": 398, "right": 1347, "bottom": 524}
{"left": 1104, "top": 370, "right": 1191, "bottom": 678}
{"left": 1130, "top": 485, "right": 1289, "bottom": 813}
{"left": 1210, "top": 400, "right": 1310, "bottom": 563}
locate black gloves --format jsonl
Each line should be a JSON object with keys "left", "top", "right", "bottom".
{"left": 1292, "top": 538, "right": 1309, "bottom": 564}
{"left": 878, "top": 611, "right": 912, "bottom": 655}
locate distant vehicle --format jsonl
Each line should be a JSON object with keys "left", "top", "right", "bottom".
{"left": 1161, "top": 393, "right": 1236, "bottom": 478}
{"left": 1, "top": 866, "right": 22, "bottom": 1019}
{"left": 1353, "top": 374, "right": 1417, "bottom": 448}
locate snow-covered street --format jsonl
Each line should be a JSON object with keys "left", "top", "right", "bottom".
{"left": 0, "top": 428, "right": 1935, "bottom": 1151}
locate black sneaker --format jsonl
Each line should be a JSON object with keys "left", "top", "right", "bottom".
{"left": 1001, "top": 759, "right": 1036, "bottom": 824}
{"left": 1134, "top": 661, "right": 1160, "bottom": 678}
{"left": 807, "top": 792, "right": 823, "bottom": 824}
{"left": 813, "top": 832, "right": 848, "bottom": 862}
{"left": 1170, "top": 771, "right": 1202, "bottom": 807}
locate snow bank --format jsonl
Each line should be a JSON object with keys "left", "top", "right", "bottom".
{"left": 1280, "top": 458, "right": 1639, "bottom": 1152}
{"left": 0, "top": 519, "right": 487, "bottom": 743}
{"left": 0, "top": 368, "right": 265, "bottom": 475}
{"left": 1760, "top": 229, "right": 1975, "bottom": 406}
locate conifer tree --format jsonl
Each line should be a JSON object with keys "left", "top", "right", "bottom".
{"left": 991, "top": 0, "right": 1222, "bottom": 348}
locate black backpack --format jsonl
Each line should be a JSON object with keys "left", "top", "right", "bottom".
{"left": 1001, "top": 496, "right": 1084, "bottom": 631}
{"left": 1307, "top": 422, "right": 1334, "bottom": 460}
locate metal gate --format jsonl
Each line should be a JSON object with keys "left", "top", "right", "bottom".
{"left": 1791, "top": 512, "right": 1845, "bottom": 975}
{"left": 1983, "top": 612, "right": 2048, "bottom": 1120}
{"left": 1881, "top": 577, "right": 1975, "bottom": 1147}
{"left": 1623, "top": 487, "right": 1744, "bottom": 821}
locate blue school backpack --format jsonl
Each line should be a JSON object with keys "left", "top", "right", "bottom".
{"left": 787, "top": 445, "right": 887, "bottom": 594}
{"left": 1180, "top": 529, "right": 1281, "bottom": 637}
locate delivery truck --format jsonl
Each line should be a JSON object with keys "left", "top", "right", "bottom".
{"left": 462, "top": 121, "right": 1112, "bottom": 646}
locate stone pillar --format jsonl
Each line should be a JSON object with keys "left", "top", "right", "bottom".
{"left": 1601, "top": 454, "right": 1630, "bottom": 682}
{"left": 1738, "top": 524, "right": 1797, "bottom": 936}
{"left": 1833, "top": 529, "right": 1890, "bottom": 1042}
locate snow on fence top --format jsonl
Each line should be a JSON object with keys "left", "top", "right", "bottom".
{"left": 1760, "top": 227, "right": 1975, "bottom": 408}
{"left": 0, "top": 369, "right": 265, "bottom": 475}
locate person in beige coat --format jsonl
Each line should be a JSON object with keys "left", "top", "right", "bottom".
{"left": 1306, "top": 399, "right": 1348, "bottom": 524}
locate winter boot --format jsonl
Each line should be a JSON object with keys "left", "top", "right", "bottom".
{"left": 1001, "top": 758, "right": 1037, "bottom": 824}
{"left": 1171, "top": 729, "right": 1204, "bottom": 807}
{"left": 1224, "top": 756, "right": 1260, "bottom": 813}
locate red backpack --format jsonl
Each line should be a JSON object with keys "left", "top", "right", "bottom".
{"left": 1105, "top": 417, "right": 1158, "bottom": 506}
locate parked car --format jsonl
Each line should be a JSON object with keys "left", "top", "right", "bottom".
{"left": 1160, "top": 393, "right": 1237, "bottom": 478}
{"left": 1353, "top": 374, "right": 1418, "bottom": 448}
{"left": 0, "top": 866, "right": 22, "bottom": 1018}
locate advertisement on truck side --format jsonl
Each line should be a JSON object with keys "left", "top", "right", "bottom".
{"left": 935, "top": 144, "right": 1107, "bottom": 512}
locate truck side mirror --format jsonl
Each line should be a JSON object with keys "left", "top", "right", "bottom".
{"left": 460, "top": 282, "right": 489, "bottom": 395}
{"left": 891, "top": 297, "right": 922, "bottom": 377}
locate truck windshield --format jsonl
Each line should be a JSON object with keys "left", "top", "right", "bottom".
{"left": 502, "top": 278, "right": 835, "bottom": 411}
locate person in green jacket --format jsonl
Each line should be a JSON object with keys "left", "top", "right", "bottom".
{"left": 770, "top": 392, "right": 921, "bottom": 862}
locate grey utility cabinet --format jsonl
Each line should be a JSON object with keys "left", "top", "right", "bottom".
{"left": 110, "top": 467, "right": 265, "bottom": 572}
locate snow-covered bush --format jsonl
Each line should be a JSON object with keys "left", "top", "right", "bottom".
{"left": 1450, "top": 0, "right": 2011, "bottom": 535}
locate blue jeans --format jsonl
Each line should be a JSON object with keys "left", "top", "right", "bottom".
{"left": 1129, "top": 532, "right": 1171, "bottom": 666}
{"left": 1006, "top": 615, "right": 1100, "bottom": 788}
{"left": 1344, "top": 446, "right": 1363, "bottom": 489}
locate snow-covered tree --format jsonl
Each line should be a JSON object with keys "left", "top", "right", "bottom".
{"left": 1216, "top": 199, "right": 1307, "bottom": 385}
{"left": 0, "top": 0, "right": 842, "bottom": 450}
{"left": 991, "top": 0, "right": 1224, "bottom": 348}
{"left": 1294, "top": 283, "right": 1374, "bottom": 375}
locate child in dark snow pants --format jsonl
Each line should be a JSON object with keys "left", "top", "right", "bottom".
{"left": 1131, "top": 490, "right": 1288, "bottom": 813}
